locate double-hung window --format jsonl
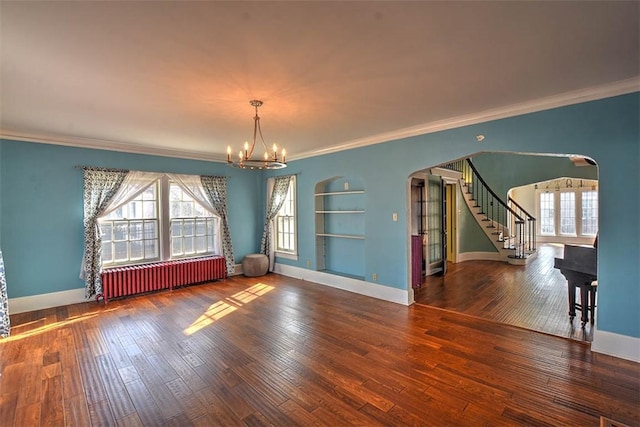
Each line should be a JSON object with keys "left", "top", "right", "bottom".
{"left": 99, "top": 176, "right": 221, "bottom": 267}
{"left": 169, "top": 183, "right": 219, "bottom": 258}
{"left": 274, "top": 176, "right": 297, "bottom": 257}
{"left": 100, "top": 183, "right": 160, "bottom": 264}
{"left": 536, "top": 187, "right": 598, "bottom": 239}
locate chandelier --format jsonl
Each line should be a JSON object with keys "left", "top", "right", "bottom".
{"left": 227, "top": 100, "right": 286, "bottom": 170}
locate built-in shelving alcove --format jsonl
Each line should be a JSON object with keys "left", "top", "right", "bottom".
{"left": 315, "top": 176, "right": 366, "bottom": 279}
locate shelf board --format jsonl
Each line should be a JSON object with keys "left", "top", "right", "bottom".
{"left": 316, "top": 233, "right": 365, "bottom": 240}
{"left": 315, "top": 190, "right": 365, "bottom": 196}
{"left": 315, "top": 210, "right": 364, "bottom": 214}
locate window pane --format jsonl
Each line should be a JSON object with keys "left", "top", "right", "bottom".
{"left": 184, "top": 237, "right": 194, "bottom": 254}
{"left": 101, "top": 223, "right": 113, "bottom": 241}
{"left": 194, "top": 204, "right": 206, "bottom": 217}
{"left": 540, "top": 192, "right": 555, "bottom": 235}
{"left": 181, "top": 202, "right": 194, "bottom": 218}
{"left": 170, "top": 185, "right": 181, "bottom": 201}
{"left": 142, "top": 185, "right": 155, "bottom": 200}
{"left": 114, "top": 223, "right": 128, "bottom": 241}
{"left": 102, "top": 242, "right": 113, "bottom": 263}
{"left": 195, "top": 219, "right": 206, "bottom": 236}
{"left": 114, "top": 242, "right": 128, "bottom": 262}
{"left": 143, "top": 201, "right": 156, "bottom": 219}
{"left": 196, "top": 236, "right": 207, "bottom": 252}
{"left": 184, "top": 220, "right": 194, "bottom": 236}
{"left": 582, "top": 191, "right": 598, "bottom": 236}
{"left": 170, "top": 201, "right": 181, "bottom": 218}
{"left": 130, "top": 240, "right": 143, "bottom": 260}
{"left": 145, "top": 240, "right": 158, "bottom": 258}
{"left": 130, "top": 221, "right": 143, "bottom": 240}
{"left": 560, "top": 192, "right": 576, "bottom": 234}
{"left": 172, "top": 238, "right": 182, "bottom": 256}
{"left": 171, "top": 220, "right": 182, "bottom": 237}
{"left": 144, "top": 221, "right": 157, "bottom": 239}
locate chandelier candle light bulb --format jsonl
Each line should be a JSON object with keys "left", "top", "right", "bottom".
{"left": 227, "top": 100, "right": 287, "bottom": 170}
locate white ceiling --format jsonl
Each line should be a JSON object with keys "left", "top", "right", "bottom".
{"left": 1, "top": 1, "right": 638, "bottom": 163}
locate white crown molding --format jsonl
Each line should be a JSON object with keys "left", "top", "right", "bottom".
{"left": 293, "top": 77, "right": 640, "bottom": 161}
{"left": 0, "top": 129, "right": 229, "bottom": 164}
{"left": 1, "top": 78, "right": 638, "bottom": 163}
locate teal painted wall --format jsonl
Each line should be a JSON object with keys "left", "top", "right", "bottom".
{"left": 1, "top": 93, "right": 638, "bottom": 340}
{"left": 268, "top": 93, "right": 639, "bottom": 338}
{"left": 0, "top": 140, "right": 262, "bottom": 299}
{"left": 457, "top": 185, "right": 498, "bottom": 253}
{"left": 472, "top": 153, "right": 598, "bottom": 199}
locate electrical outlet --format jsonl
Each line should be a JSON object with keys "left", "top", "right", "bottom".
{"left": 344, "top": 182, "right": 349, "bottom": 191}
{"left": 306, "top": 260, "right": 311, "bottom": 268}
{"left": 392, "top": 212, "right": 398, "bottom": 222}
{"left": 372, "top": 273, "right": 378, "bottom": 282}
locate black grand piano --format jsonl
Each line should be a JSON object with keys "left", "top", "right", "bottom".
{"left": 554, "top": 244, "right": 597, "bottom": 326}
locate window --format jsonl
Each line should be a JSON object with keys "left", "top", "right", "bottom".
{"left": 274, "top": 176, "right": 296, "bottom": 255}
{"left": 559, "top": 192, "right": 576, "bottom": 235}
{"left": 169, "top": 183, "right": 219, "bottom": 258}
{"left": 540, "top": 192, "right": 555, "bottom": 235}
{"left": 100, "top": 183, "right": 159, "bottom": 264}
{"left": 99, "top": 176, "right": 220, "bottom": 266}
{"left": 536, "top": 187, "right": 598, "bottom": 239}
{"left": 581, "top": 191, "right": 598, "bottom": 236}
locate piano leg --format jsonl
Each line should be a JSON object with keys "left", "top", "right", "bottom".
{"left": 568, "top": 281, "right": 577, "bottom": 321}
{"left": 579, "top": 283, "right": 590, "bottom": 326}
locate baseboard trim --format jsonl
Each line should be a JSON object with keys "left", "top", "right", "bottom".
{"left": 456, "top": 251, "right": 504, "bottom": 263}
{"left": 591, "top": 328, "right": 640, "bottom": 363}
{"left": 9, "top": 288, "right": 87, "bottom": 314}
{"left": 274, "top": 264, "right": 411, "bottom": 306}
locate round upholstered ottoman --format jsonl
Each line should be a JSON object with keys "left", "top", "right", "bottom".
{"left": 242, "top": 253, "right": 269, "bottom": 277}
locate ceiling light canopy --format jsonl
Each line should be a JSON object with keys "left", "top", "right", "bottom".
{"left": 227, "top": 100, "right": 286, "bottom": 170}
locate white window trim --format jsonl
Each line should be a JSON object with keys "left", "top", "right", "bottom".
{"left": 269, "top": 176, "right": 298, "bottom": 260}
{"left": 535, "top": 186, "right": 598, "bottom": 242}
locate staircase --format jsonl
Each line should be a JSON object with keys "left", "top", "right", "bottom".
{"left": 442, "top": 159, "right": 537, "bottom": 265}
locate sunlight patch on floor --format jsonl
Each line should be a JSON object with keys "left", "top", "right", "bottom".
{"left": 183, "top": 282, "right": 274, "bottom": 335}
{"left": 2, "top": 307, "right": 120, "bottom": 342}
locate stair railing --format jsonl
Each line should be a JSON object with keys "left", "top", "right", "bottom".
{"left": 442, "top": 159, "right": 532, "bottom": 259}
{"left": 507, "top": 196, "right": 536, "bottom": 252}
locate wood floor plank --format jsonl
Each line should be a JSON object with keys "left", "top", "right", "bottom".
{"left": 63, "top": 394, "right": 91, "bottom": 427}
{"left": 2, "top": 271, "right": 638, "bottom": 427}
{"left": 416, "top": 243, "right": 595, "bottom": 341}
{"left": 122, "top": 378, "right": 165, "bottom": 426}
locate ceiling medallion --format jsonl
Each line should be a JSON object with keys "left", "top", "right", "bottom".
{"left": 227, "top": 100, "right": 286, "bottom": 170}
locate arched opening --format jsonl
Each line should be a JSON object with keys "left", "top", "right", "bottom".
{"left": 409, "top": 152, "right": 599, "bottom": 342}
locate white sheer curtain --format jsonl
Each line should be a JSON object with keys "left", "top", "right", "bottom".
{"left": 168, "top": 173, "right": 222, "bottom": 256}
{"left": 102, "top": 171, "right": 164, "bottom": 217}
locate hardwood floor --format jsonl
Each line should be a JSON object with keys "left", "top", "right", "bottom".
{"left": 415, "top": 244, "right": 595, "bottom": 342}
{"left": 1, "top": 272, "right": 638, "bottom": 426}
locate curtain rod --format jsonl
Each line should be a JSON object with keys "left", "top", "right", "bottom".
{"left": 75, "top": 165, "right": 232, "bottom": 179}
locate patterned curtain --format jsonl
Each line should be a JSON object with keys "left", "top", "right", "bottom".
{"left": 200, "top": 176, "right": 235, "bottom": 275}
{"left": 0, "top": 250, "right": 10, "bottom": 338}
{"left": 260, "top": 176, "right": 292, "bottom": 271}
{"left": 80, "top": 168, "right": 128, "bottom": 298}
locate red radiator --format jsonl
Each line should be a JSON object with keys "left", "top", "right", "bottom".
{"left": 99, "top": 256, "right": 226, "bottom": 303}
